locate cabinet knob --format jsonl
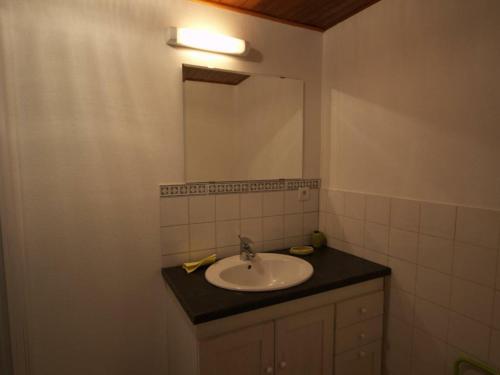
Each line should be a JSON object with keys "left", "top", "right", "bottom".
{"left": 359, "top": 307, "right": 368, "bottom": 314}
{"left": 279, "top": 361, "right": 287, "bottom": 369}
{"left": 265, "top": 366, "right": 273, "bottom": 374}
{"left": 358, "top": 351, "right": 367, "bottom": 358}
{"left": 358, "top": 333, "right": 366, "bottom": 340}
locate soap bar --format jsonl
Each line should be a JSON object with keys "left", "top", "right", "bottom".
{"left": 289, "top": 246, "right": 314, "bottom": 255}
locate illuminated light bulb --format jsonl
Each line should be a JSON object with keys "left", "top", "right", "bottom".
{"left": 167, "top": 27, "right": 248, "bottom": 56}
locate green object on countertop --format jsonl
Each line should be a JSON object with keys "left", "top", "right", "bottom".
{"left": 182, "top": 254, "right": 216, "bottom": 274}
{"left": 454, "top": 356, "right": 499, "bottom": 375}
{"left": 311, "top": 230, "right": 326, "bottom": 249}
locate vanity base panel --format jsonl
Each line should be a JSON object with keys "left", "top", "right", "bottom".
{"left": 199, "top": 322, "right": 274, "bottom": 375}
{"left": 335, "top": 316, "right": 384, "bottom": 354}
{"left": 335, "top": 341, "right": 382, "bottom": 375}
{"left": 165, "top": 277, "right": 386, "bottom": 375}
{"left": 275, "top": 305, "right": 335, "bottom": 375}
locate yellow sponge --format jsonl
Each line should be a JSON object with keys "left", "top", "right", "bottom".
{"left": 182, "top": 254, "right": 217, "bottom": 274}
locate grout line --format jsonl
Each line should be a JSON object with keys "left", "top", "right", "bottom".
{"left": 323, "top": 187, "right": 500, "bottom": 213}
{"left": 386, "top": 196, "right": 394, "bottom": 266}
{"left": 487, "top": 248, "right": 499, "bottom": 358}
{"left": 281, "top": 192, "right": 285, "bottom": 243}
{"left": 446, "top": 205, "right": 459, "bottom": 343}
{"left": 451, "top": 205, "right": 458, "bottom": 240}
{"left": 411, "top": 199, "right": 420, "bottom": 366}
{"left": 237, "top": 193, "right": 241, "bottom": 235}
{"left": 392, "top": 275, "right": 496, "bottom": 330}
{"left": 406, "top": 198, "right": 422, "bottom": 371}
{"left": 161, "top": 211, "right": 322, "bottom": 228}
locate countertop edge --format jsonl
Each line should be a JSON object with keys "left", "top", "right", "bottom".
{"left": 190, "top": 269, "right": 389, "bottom": 324}
{"left": 162, "top": 249, "right": 391, "bottom": 325}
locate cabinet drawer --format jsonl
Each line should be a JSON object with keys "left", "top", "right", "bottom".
{"left": 335, "top": 316, "right": 383, "bottom": 354}
{"left": 334, "top": 341, "right": 382, "bottom": 375}
{"left": 336, "top": 291, "right": 384, "bottom": 328}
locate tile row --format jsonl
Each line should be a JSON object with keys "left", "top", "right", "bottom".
{"left": 161, "top": 190, "right": 320, "bottom": 227}
{"left": 160, "top": 178, "right": 320, "bottom": 197}
{"left": 161, "top": 234, "right": 314, "bottom": 268}
{"left": 319, "top": 189, "right": 500, "bottom": 291}
{"left": 322, "top": 214, "right": 499, "bottom": 289}
{"left": 161, "top": 213, "right": 319, "bottom": 254}
{"left": 320, "top": 189, "right": 500, "bottom": 248}
{"left": 387, "top": 264, "right": 499, "bottom": 327}
{"left": 160, "top": 188, "right": 321, "bottom": 266}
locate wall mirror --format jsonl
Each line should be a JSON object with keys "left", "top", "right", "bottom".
{"left": 183, "top": 64, "right": 304, "bottom": 182}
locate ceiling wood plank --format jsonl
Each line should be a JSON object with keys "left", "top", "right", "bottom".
{"left": 322, "top": 0, "right": 381, "bottom": 29}
{"left": 193, "top": 0, "right": 382, "bottom": 31}
{"left": 311, "top": 0, "right": 368, "bottom": 27}
{"left": 191, "top": 0, "right": 324, "bottom": 31}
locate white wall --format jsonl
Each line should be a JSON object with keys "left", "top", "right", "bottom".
{"left": 321, "top": 0, "right": 500, "bottom": 209}
{"left": 5, "top": 0, "right": 498, "bottom": 373}
{"left": 320, "top": 0, "right": 500, "bottom": 373}
{"left": 0, "top": 0, "right": 322, "bottom": 374}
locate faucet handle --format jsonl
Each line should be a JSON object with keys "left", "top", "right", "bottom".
{"left": 239, "top": 235, "right": 255, "bottom": 261}
{"left": 238, "top": 235, "right": 253, "bottom": 245}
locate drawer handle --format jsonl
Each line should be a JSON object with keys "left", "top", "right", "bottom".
{"left": 358, "top": 333, "right": 367, "bottom": 340}
{"left": 359, "top": 307, "right": 368, "bottom": 314}
{"left": 265, "top": 366, "right": 274, "bottom": 374}
{"left": 279, "top": 361, "right": 287, "bottom": 369}
{"left": 358, "top": 351, "right": 367, "bottom": 358}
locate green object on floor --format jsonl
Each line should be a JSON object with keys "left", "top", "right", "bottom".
{"left": 454, "top": 356, "right": 499, "bottom": 375}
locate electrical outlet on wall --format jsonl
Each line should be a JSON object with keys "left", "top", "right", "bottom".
{"left": 298, "top": 187, "right": 310, "bottom": 201}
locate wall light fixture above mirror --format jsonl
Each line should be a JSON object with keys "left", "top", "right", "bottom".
{"left": 167, "top": 27, "right": 249, "bottom": 56}
{"left": 183, "top": 65, "right": 304, "bottom": 182}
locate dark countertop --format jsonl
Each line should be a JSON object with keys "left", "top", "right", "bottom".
{"left": 162, "top": 247, "right": 391, "bottom": 324}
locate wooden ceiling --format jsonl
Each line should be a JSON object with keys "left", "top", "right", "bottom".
{"left": 195, "top": 0, "right": 382, "bottom": 31}
{"left": 183, "top": 65, "right": 250, "bottom": 85}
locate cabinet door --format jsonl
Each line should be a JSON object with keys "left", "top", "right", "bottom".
{"left": 199, "top": 322, "right": 274, "bottom": 375}
{"left": 334, "top": 341, "right": 382, "bottom": 375}
{"left": 275, "top": 305, "right": 334, "bottom": 375}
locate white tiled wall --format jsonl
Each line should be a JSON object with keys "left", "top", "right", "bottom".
{"left": 319, "top": 189, "right": 500, "bottom": 375}
{"left": 160, "top": 189, "right": 319, "bottom": 266}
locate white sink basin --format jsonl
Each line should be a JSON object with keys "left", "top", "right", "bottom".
{"left": 205, "top": 253, "right": 314, "bottom": 292}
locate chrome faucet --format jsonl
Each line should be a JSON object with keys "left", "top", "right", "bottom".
{"left": 239, "top": 235, "right": 255, "bottom": 261}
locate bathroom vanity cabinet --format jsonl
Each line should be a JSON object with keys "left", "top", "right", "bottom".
{"left": 162, "top": 248, "right": 390, "bottom": 375}
{"left": 165, "top": 278, "right": 385, "bottom": 375}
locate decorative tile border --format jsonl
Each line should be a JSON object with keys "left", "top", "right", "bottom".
{"left": 160, "top": 179, "right": 321, "bottom": 197}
